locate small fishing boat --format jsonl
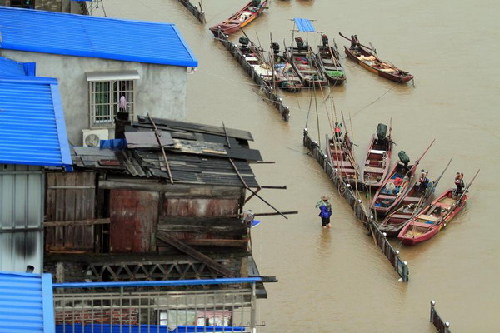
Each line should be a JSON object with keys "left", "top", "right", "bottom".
{"left": 238, "top": 36, "right": 275, "bottom": 81}
{"left": 284, "top": 18, "right": 328, "bottom": 87}
{"left": 361, "top": 123, "right": 392, "bottom": 189}
{"left": 397, "top": 189, "right": 467, "bottom": 245}
{"left": 371, "top": 140, "right": 435, "bottom": 217}
{"left": 270, "top": 42, "right": 303, "bottom": 92}
{"left": 339, "top": 33, "right": 413, "bottom": 84}
{"left": 325, "top": 123, "right": 360, "bottom": 187}
{"left": 209, "top": 0, "right": 268, "bottom": 36}
{"left": 285, "top": 37, "right": 328, "bottom": 87}
{"left": 316, "top": 34, "right": 346, "bottom": 85}
{"left": 378, "top": 158, "right": 452, "bottom": 236}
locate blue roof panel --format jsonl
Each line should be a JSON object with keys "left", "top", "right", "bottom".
{"left": 0, "top": 272, "right": 54, "bottom": 333}
{"left": 0, "top": 77, "right": 72, "bottom": 168}
{"left": 0, "top": 7, "right": 197, "bottom": 67}
{"left": 0, "top": 57, "right": 27, "bottom": 77}
{"left": 293, "top": 18, "right": 316, "bottom": 32}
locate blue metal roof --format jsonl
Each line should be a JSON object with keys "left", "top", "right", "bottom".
{"left": 0, "top": 271, "right": 55, "bottom": 333}
{"left": 0, "top": 77, "right": 72, "bottom": 168}
{"left": 0, "top": 7, "right": 198, "bottom": 67}
{"left": 0, "top": 57, "right": 28, "bottom": 77}
{"left": 293, "top": 18, "right": 316, "bottom": 32}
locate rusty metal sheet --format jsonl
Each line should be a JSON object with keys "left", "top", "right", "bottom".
{"left": 109, "top": 190, "right": 158, "bottom": 253}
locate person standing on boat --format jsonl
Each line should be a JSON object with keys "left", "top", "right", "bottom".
{"left": 455, "top": 172, "right": 464, "bottom": 195}
{"left": 316, "top": 195, "right": 333, "bottom": 228}
{"left": 418, "top": 170, "right": 429, "bottom": 192}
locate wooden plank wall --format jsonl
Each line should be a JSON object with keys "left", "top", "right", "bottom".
{"left": 45, "top": 172, "right": 96, "bottom": 252}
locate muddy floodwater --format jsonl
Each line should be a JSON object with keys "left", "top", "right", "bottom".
{"left": 98, "top": 0, "right": 500, "bottom": 331}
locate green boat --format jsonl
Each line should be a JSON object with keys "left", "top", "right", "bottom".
{"left": 316, "top": 34, "right": 346, "bottom": 85}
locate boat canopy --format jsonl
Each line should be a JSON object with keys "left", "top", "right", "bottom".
{"left": 293, "top": 18, "right": 315, "bottom": 32}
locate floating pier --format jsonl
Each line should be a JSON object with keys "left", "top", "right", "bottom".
{"left": 213, "top": 30, "right": 291, "bottom": 122}
{"left": 303, "top": 128, "right": 409, "bottom": 282}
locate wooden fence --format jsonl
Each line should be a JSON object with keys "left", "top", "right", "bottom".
{"left": 213, "top": 30, "right": 291, "bottom": 122}
{"left": 430, "top": 301, "right": 451, "bottom": 333}
{"left": 176, "top": 0, "right": 206, "bottom": 23}
{"left": 303, "top": 128, "right": 409, "bottom": 282}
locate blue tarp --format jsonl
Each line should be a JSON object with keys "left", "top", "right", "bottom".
{"left": 293, "top": 18, "right": 315, "bottom": 32}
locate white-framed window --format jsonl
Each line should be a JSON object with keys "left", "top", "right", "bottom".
{"left": 86, "top": 71, "right": 139, "bottom": 127}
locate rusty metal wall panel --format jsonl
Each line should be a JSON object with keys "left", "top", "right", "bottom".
{"left": 0, "top": 164, "right": 43, "bottom": 273}
{"left": 109, "top": 190, "right": 158, "bottom": 253}
{"left": 162, "top": 198, "right": 239, "bottom": 217}
{"left": 45, "top": 172, "right": 96, "bottom": 252}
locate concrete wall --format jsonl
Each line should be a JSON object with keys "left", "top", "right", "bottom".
{"left": 3, "top": 50, "right": 188, "bottom": 145}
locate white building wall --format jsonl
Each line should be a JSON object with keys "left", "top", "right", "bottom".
{"left": 3, "top": 50, "right": 187, "bottom": 145}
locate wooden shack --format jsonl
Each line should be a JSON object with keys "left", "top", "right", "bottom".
{"left": 44, "top": 118, "right": 268, "bottom": 284}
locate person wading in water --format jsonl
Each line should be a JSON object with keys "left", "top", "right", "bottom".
{"left": 316, "top": 195, "right": 333, "bottom": 228}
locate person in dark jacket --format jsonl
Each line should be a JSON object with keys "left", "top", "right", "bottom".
{"left": 316, "top": 195, "right": 333, "bottom": 228}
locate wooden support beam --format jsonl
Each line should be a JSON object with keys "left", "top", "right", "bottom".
{"left": 156, "top": 231, "right": 236, "bottom": 277}
{"left": 44, "top": 218, "right": 110, "bottom": 227}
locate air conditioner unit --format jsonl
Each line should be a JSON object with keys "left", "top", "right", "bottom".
{"left": 82, "top": 129, "right": 109, "bottom": 147}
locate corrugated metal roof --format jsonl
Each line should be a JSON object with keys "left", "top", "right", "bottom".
{"left": 293, "top": 18, "right": 316, "bottom": 32}
{"left": 0, "top": 7, "right": 198, "bottom": 67}
{"left": 0, "top": 57, "right": 27, "bottom": 77}
{"left": 0, "top": 77, "right": 72, "bottom": 168}
{"left": 0, "top": 271, "right": 55, "bottom": 333}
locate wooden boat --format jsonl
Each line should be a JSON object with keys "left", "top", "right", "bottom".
{"left": 361, "top": 123, "right": 392, "bottom": 189}
{"left": 339, "top": 33, "right": 413, "bottom": 84}
{"left": 371, "top": 140, "right": 435, "bottom": 217}
{"left": 209, "top": 0, "right": 268, "bottom": 36}
{"left": 378, "top": 158, "right": 452, "bottom": 236}
{"left": 325, "top": 125, "right": 360, "bottom": 187}
{"left": 270, "top": 42, "right": 303, "bottom": 92}
{"left": 397, "top": 189, "right": 467, "bottom": 245}
{"left": 316, "top": 34, "right": 346, "bottom": 85}
{"left": 285, "top": 37, "right": 328, "bottom": 87}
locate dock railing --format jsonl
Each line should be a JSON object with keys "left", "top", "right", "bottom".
{"left": 213, "top": 30, "right": 291, "bottom": 122}
{"left": 303, "top": 128, "right": 409, "bottom": 282}
{"left": 430, "top": 301, "right": 451, "bottom": 333}
{"left": 176, "top": 0, "right": 206, "bottom": 24}
{"left": 53, "top": 277, "right": 273, "bottom": 332}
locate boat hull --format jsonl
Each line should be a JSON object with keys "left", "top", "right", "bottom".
{"left": 344, "top": 46, "right": 413, "bottom": 83}
{"left": 209, "top": 1, "right": 268, "bottom": 36}
{"left": 397, "top": 189, "right": 467, "bottom": 245}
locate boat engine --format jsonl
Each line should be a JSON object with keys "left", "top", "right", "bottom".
{"left": 295, "top": 37, "right": 307, "bottom": 51}
{"left": 322, "top": 34, "right": 329, "bottom": 47}
{"left": 239, "top": 36, "right": 250, "bottom": 52}
{"left": 271, "top": 42, "right": 280, "bottom": 55}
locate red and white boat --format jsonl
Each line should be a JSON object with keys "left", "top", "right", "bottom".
{"left": 397, "top": 189, "right": 467, "bottom": 245}
{"left": 209, "top": 0, "right": 268, "bottom": 36}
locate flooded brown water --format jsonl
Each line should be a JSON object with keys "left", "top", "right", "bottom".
{"left": 99, "top": 0, "right": 500, "bottom": 331}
